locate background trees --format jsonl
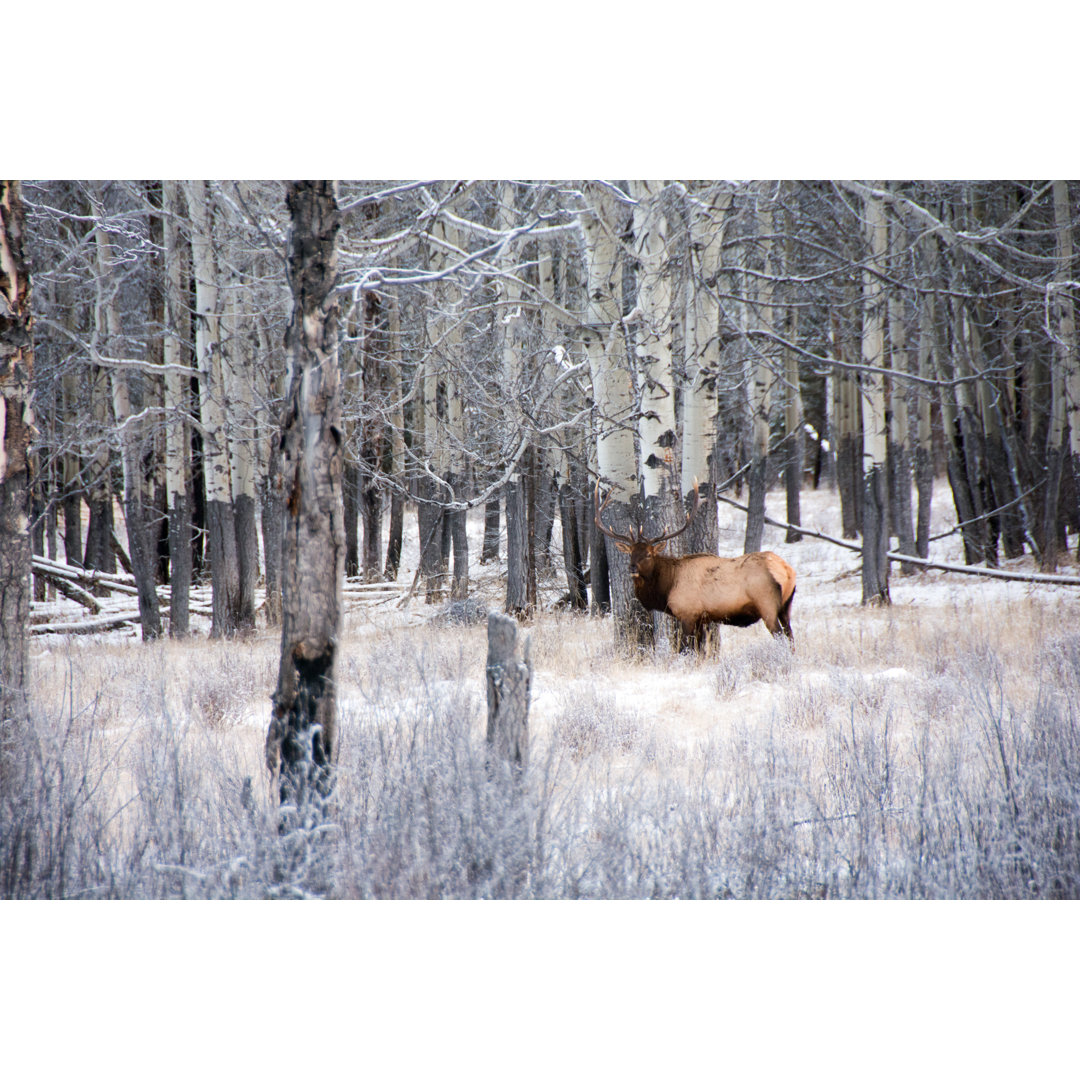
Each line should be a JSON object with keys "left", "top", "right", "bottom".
{"left": 16, "top": 180, "right": 1080, "bottom": 649}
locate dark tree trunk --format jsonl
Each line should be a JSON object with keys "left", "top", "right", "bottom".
{"left": 945, "top": 416, "right": 984, "bottom": 566}
{"left": 384, "top": 489, "right": 403, "bottom": 580}
{"left": 889, "top": 438, "right": 917, "bottom": 573}
{"left": 601, "top": 498, "right": 653, "bottom": 651}
{"left": 266, "top": 181, "right": 344, "bottom": 818}
{"left": 417, "top": 477, "right": 446, "bottom": 603}
{"left": 534, "top": 453, "right": 557, "bottom": 569}
{"left": 153, "top": 475, "right": 170, "bottom": 585}
{"left": 1, "top": 179, "right": 34, "bottom": 734}
{"left": 121, "top": 484, "right": 163, "bottom": 641}
{"left": 481, "top": 495, "right": 500, "bottom": 563}
{"left": 234, "top": 490, "right": 258, "bottom": 631}
{"left": 986, "top": 429, "right": 1026, "bottom": 560}
{"left": 837, "top": 427, "right": 860, "bottom": 539}
{"left": 168, "top": 489, "right": 192, "bottom": 637}
{"left": 84, "top": 493, "right": 115, "bottom": 578}
{"left": 589, "top": 514, "right": 610, "bottom": 615}
{"left": 505, "top": 473, "right": 529, "bottom": 616}
{"left": 486, "top": 613, "right": 531, "bottom": 772}
{"left": 31, "top": 480, "right": 45, "bottom": 601}
{"left": 743, "top": 455, "right": 767, "bottom": 554}
{"left": 206, "top": 497, "right": 242, "bottom": 636}
{"left": 914, "top": 441, "right": 934, "bottom": 560}
{"left": 558, "top": 482, "right": 587, "bottom": 609}
{"left": 1041, "top": 444, "right": 1066, "bottom": 572}
{"left": 861, "top": 463, "right": 891, "bottom": 605}
{"left": 360, "top": 474, "right": 383, "bottom": 581}
{"left": 62, "top": 469, "right": 82, "bottom": 568}
{"left": 260, "top": 448, "right": 283, "bottom": 627}
{"left": 785, "top": 433, "right": 803, "bottom": 544}
{"left": 684, "top": 480, "right": 718, "bottom": 556}
{"left": 343, "top": 459, "right": 359, "bottom": 577}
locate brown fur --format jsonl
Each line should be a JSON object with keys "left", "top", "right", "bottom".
{"left": 619, "top": 541, "right": 796, "bottom": 648}
{"left": 595, "top": 483, "right": 796, "bottom": 649}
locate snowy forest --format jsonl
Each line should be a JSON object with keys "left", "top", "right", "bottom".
{"left": 2, "top": 178, "right": 1080, "bottom": 902}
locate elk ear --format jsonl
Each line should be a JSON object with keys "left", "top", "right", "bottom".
{"left": 652, "top": 540, "right": 668, "bottom": 554}
{"left": 615, "top": 541, "right": 633, "bottom": 553}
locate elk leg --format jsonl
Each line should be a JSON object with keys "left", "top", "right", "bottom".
{"left": 778, "top": 589, "right": 795, "bottom": 644}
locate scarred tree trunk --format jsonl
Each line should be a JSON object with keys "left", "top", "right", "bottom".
{"left": 1, "top": 180, "right": 34, "bottom": 735}
{"left": 265, "top": 181, "right": 345, "bottom": 816}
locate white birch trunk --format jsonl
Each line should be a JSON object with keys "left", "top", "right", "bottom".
{"left": 860, "top": 185, "right": 890, "bottom": 604}
{"left": 582, "top": 182, "right": 648, "bottom": 647}
{"left": 744, "top": 187, "right": 775, "bottom": 554}
{"left": 630, "top": 181, "right": 678, "bottom": 518}
{"left": 161, "top": 180, "right": 192, "bottom": 635}
{"left": 186, "top": 179, "right": 241, "bottom": 634}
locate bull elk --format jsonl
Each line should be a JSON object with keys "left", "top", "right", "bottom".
{"left": 595, "top": 483, "right": 796, "bottom": 649}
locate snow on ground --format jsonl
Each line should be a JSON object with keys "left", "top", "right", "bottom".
{"left": 28, "top": 482, "right": 1080, "bottom": 779}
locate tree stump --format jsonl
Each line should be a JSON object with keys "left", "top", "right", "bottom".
{"left": 486, "top": 612, "right": 532, "bottom": 771}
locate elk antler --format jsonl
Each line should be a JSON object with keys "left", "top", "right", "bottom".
{"left": 594, "top": 479, "right": 702, "bottom": 547}
{"left": 594, "top": 480, "right": 638, "bottom": 545}
{"left": 651, "top": 480, "right": 702, "bottom": 545}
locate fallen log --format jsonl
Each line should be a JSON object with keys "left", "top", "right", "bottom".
{"left": 30, "top": 565, "right": 102, "bottom": 613}
{"left": 32, "top": 612, "right": 140, "bottom": 635}
{"left": 32, "top": 555, "right": 138, "bottom": 593}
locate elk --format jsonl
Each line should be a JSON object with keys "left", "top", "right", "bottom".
{"left": 594, "top": 483, "right": 796, "bottom": 649}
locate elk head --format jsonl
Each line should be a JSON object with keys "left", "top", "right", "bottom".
{"left": 594, "top": 481, "right": 700, "bottom": 584}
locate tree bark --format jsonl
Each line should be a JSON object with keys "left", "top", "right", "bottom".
{"left": 1042, "top": 180, "right": 1078, "bottom": 571}
{"left": 383, "top": 291, "right": 405, "bottom": 581}
{"left": 1, "top": 180, "right": 34, "bottom": 735}
{"left": 744, "top": 186, "right": 776, "bottom": 555}
{"left": 582, "top": 182, "right": 649, "bottom": 647}
{"left": 265, "top": 181, "right": 345, "bottom": 816}
{"left": 486, "top": 612, "right": 531, "bottom": 772}
{"left": 481, "top": 496, "right": 500, "bottom": 564}
{"left": 860, "top": 186, "right": 891, "bottom": 605}
{"left": 186, "top": 180, "right": 241, "bottom": 635}
{"left": 681, "top": 184, "right": 729, "bottom": 557}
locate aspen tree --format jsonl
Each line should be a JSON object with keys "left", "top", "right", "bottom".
{"left": 681, "top": 184, "right": 730, "bottom": 557}
{"left": 744, "top": 186, "right": 776, "bottom": 555}
{"left": 186, "top": 180, "right": 242, "bottom": 635}
{"left": 162, "top": 180, "right": 193, "bottom": 636}
{"left": 860, "top": 186, "right": 890, "bottom": 605}
{"left": 581, "top": 182, "right": 649, "bottom": 648}
{"left": 630, "top": 181, "right": 680, "bottom": 536}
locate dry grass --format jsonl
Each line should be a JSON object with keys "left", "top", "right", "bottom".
{"left": 7, "top": 491, "right": 1080, "bottom": 898}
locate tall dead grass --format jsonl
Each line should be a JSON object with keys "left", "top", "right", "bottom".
{"left": 3, "top": 588, "right": 1078, "bottom": 898}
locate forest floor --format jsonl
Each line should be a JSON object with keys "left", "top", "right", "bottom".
{"left": 30, "top": 481, "right": 1080, "bottom": 791}
{"left": 16, "top": 481, "right": 1080, "bottom": 901}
